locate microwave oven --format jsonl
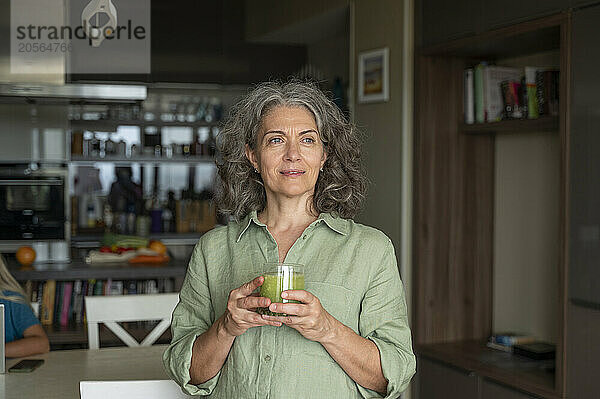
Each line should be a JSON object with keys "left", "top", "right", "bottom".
{"left": 0, "top": 165, "right": 68, "bottom": 250}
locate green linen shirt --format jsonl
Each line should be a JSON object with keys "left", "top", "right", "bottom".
{"left": 163, "top": 210, "right": 416, "bottom": 398}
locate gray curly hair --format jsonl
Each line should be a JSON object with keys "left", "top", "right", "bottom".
{"left": 215, "top": 80, "right": 367, "bottom": 221}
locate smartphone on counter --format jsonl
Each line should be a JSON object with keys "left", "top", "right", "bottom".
{"left": 8, "top": 359, "right": 44, "bottom": 373}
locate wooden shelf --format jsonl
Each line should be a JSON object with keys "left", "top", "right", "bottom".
{"left": 416, "top": 341, "right": 559, "bottom": 399}
{"left": 460, "top": 116, "right": 559, "bottom": 134}
{"left": 69, "top": 155, "right": 215, "bottom": 164}
{"left": 420, "top": 13, "right": 565, "bottom": 58}
{"left": 70, "top": 119, "right": 220, "bottom": 130}
{"left": 71, "top": 232, "right": 205, "bottom": 247}
{"left": 10, "top": 259, "right": 188, "bottom": 281}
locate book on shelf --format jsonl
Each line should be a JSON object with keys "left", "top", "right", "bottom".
{"left": 53, "top": 282, "right": 63, "bottom": 325}
{"left": 464, "top": 68, "right": 475, "bottom": 124}
{"left": 489, "top": 332, "right": 537, "bottom": 347}
{"left": 72, "top": 280, "right": 83, "bottom": 324}
{"left": 486, "top": 341, "right": 514, "bottom": 353}
{"left": 474, "top": 63, "right": 486, "bottom": 123}
{"left": 500, "top": 81, "right": 525, "bottom": 120}
{"left": 40, "top": 280, "right": 56, "bottom": 325}
{"left": 536, "top": 69, "right": 560, "bottom": 117}
{"left": 524, "top": 67, "right": 540, "bottom": 119}
{"left": 60, "top": 282, "right": 73, "bottom": 326}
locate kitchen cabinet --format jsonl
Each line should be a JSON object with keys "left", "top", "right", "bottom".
{"left": 481, "top": 0, "right": 568, "bottom": 30}
{"left": 0, "top": 104, "right": 35, "bottom": 161}
{"left": 0, "top": 104, "right": 68, "bottom": 162}
{"left": 419, "top": 0, "right": 574, "bottom": 46}
{"left": 567, "top": 303, "right": 600, "bottom": 398}
{"left": 569, "top": 3, "right": 600, "bottom": 308}
{"left": 571, "top": 0, "right": 600, "bottom": 7}
{"left": 414, "top": 9, "right": 568, "bottom": 399}
{"left": 480, "top": 379, "right": 541, "bottom": 399}
{"left": 417, "top": 357, "right": 478, "bottom": 399}
{"left": 418, "top": 356, "right": 545, "bottom": 399}
{"left": 419, "top": 0, "right": 482, "bottom": 46}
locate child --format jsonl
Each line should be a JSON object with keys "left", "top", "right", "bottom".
{"left": 0, "top": 256, "right": 49, "bottom": 357}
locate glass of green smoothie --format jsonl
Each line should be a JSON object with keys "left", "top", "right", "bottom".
{"left": 257, "top": 262, "right": 305, "bottom": 316}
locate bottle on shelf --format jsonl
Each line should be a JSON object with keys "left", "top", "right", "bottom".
{"left": 103, "top": 204, "right": 113, "bottom": 232}
{"left": 86, "top": 201, "right": 96, "bottom": 228}
{"left": 167, "top": 191, "right": 177, "bottom": 233}
{"left": 150, "top": 195, "right": 162, "bottom": 234}
{"left": 162, "top": 207, "right": 173, "bottom": 234}
{"left": 126, "top": 204, "right": 136, "bottom": 235}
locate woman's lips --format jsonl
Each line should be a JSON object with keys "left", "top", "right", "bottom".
{"left": 280, "top": 169, "right": 305, "bottom": 176}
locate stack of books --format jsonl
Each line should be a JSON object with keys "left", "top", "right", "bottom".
{"left": 464, "top": 63, "right": 559, "bottom": 124}
{"left": 486, "top": 332, "right": 537, "bottom": 353}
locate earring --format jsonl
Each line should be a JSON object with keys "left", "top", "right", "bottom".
{"left": 320, "top": 167, "right": 323, "bottom": 172}
{"left": 254, "top": 168, "right": 259, "bottom": 173}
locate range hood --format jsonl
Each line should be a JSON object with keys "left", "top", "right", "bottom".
{"left": 0, "top": 84, "right": 147, "bottom": 102}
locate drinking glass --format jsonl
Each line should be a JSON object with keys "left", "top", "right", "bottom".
{"left": 258, "top": 262, "right": 305, "bottom": 316}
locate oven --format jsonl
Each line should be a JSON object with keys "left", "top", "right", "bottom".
{"left": 0, "top": 165, "right": 68, "bottom": 250}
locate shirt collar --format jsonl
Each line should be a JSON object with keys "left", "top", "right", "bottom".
{"left": 236, "top": 210, "right": 348, "bottom": 242}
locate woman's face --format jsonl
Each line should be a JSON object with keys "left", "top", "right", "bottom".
{"left": 246, "top": 105, "right": 326, "bottom": 202}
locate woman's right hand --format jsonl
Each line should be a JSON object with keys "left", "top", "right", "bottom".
{"left": 221, "top": 276, "right": 282, "bottom": 337}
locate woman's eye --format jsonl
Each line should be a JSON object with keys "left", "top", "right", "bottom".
{"left": 269, "top": 137, "right": 283, "bottom": 144}
{"left": 302, "top": 137, "right": 315, "bottom": 143}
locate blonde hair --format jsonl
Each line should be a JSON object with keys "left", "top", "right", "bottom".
{"left": 0, "top": 255, "right": 28, "bottom": 303}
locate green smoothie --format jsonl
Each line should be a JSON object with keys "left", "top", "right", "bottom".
{"left": 258, "top": 272, "right": 305, "bottom": 316}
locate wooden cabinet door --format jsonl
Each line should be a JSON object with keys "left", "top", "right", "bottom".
{"left": 569, "top": 4, "right": 600, "bottom": 307}
{"left": 571, "top": 0, "right": 599, "bottom": 8}
{"left": 567, "top": 304, "right": 600, "bottom": 399}
{"left": 481, "top": 0, "right": 568, "bottom": 30}
{"left": 419, "top": 0, "right": 482, "bottom": 46}
{"left": 416, "top": 357, "right": 478, "bottom": 399}
{"left": 480, "top": 379, "right": 540, "bottom": 399}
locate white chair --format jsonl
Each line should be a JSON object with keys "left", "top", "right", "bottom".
{"left": 84, "top": 293, "right": 179, "bottom": 350}
{"left": 80, "top": 380, "right": 192, "bottom": 399}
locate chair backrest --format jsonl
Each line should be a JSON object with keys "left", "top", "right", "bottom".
{"left": 84, "top": 293, "right": 179, "bottom": 350}
{"left": 80, "top": 380, "right": 191, "bottom": 399}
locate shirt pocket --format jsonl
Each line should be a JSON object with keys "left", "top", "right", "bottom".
{"left": 305, "top": 281, "right": 355, "bottom": 326}
{"left": 279, "top": 281, "right": 356, "bottom": 359}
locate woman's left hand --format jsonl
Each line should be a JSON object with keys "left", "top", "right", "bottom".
{"left": 261, "top": 290, "right": 339, "bottom": 343}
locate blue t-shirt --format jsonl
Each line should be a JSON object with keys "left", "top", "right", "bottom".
{"left": 1, "top": 291, "right": 40, "bottom": 343}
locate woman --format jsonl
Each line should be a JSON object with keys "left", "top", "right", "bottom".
{"left": 0, "top": 257, "right": 50, "bottom": 357}
{"left": 164, "top": 80, "right": 416, "bottom": 398}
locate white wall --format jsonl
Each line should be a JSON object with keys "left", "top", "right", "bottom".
{"left": 493, "top": 132, "right": 560, "bottom": 343}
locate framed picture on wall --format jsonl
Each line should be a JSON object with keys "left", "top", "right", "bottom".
{"left": 358, "top": 47, "right": 389, "bottom": 103}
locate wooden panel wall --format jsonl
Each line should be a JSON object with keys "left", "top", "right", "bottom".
{"left": 413, "top": 55, "right": 494, "bottom": 344}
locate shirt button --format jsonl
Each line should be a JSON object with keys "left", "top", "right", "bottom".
{"left": 302, "top": 235, "right": 307, "bottom": 239}
{"left": 264, "top": 355, "right": 271, "bottom": 362}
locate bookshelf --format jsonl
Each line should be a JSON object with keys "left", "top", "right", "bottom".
{"left": 11, "top": 259, "right": 187, "bottom": 349}
{"left": 460, "top": 116, "right": 559, "bottom": 134}
{"left": 413, "top": 12, "right": 569, "bottom": 399}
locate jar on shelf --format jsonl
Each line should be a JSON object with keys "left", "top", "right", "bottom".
{"left": 116, "top": 140, "right": 126, "bottom": 157}
{"left": 105, "top": 137, "right": 116, "bottom": 157}
{"left": 89, "top": 135, "right": 100, "bottom": 158}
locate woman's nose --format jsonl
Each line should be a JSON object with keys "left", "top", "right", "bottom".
{"left": 284, "top": 141, "right": 301, "bottom": 161}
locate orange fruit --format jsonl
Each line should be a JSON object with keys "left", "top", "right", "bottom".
{"left": 16, "top": 246, "right": 36, "bottom": 266}
{"left": 148, "top": 240, "right": 167, "bottom": 255}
